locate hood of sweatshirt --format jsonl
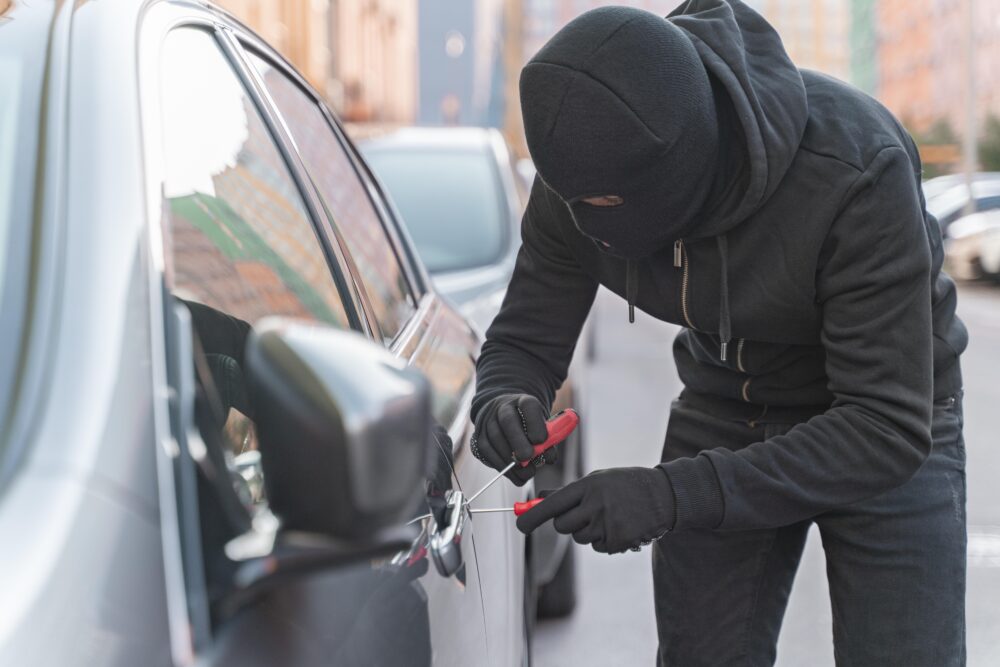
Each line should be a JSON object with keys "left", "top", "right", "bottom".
{"left": 668, "top": 0, "right": 808, "bottom": 236}
{"left": 519, "top": 1, "right": 808, "bottom": 258}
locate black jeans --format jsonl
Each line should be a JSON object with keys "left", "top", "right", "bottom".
{"left": 653, "top": 395, "right": 966, "bottom": 666}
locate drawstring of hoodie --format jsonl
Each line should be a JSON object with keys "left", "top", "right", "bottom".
{"left": 623, "top": 241, "right": 730, "bottom": 360}
{"left": 716, "top": 234, "right": 732, "bottom": 361}
{"left": 626, "top": 259, "right": 638, "bottom": 324}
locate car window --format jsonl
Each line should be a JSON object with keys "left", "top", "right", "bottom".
{"left": 977, "top": 196, "right": 1000, "bottom": 212}
{"left": 247, "top": 52, "right": 417, "bottom": 343}
{"left": 159, "top": 28, "right": 352, "bottom": 509}
{"left": 362, "top": 147, "right": 507, "bottom": 274}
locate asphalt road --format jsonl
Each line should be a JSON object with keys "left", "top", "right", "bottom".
{"left": 534, "top": 283, "right": 1000, "bottom": 666}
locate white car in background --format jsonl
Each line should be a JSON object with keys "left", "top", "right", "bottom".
{"left": 925, "top": 178, "right": 1000, "bottom": 239}
{"left": 922, "top": 171, "right": 1000, "bottom": 201}
{"left": 361, "top": 127, "right": 588, "bottom": 619}
{"left": 945, "top": 210, "right": 1000, "bottom": 281}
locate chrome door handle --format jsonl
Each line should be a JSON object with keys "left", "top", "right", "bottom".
{"left": 429, "top": 489, "right": 466, "bottom": 577}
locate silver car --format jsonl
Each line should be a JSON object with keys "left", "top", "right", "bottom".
{"left": 926, "top": 177, "right": 1000, "bottom": 238}
{"left": 361, "top": 127, "right": 586, "bottom": 620}
{"left": 0, "top": 1, "right": 536, "bottom": 664}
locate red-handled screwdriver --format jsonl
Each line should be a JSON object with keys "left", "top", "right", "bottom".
{"left": 520, "top": 410, "right": 579, "bottom": 468}
{"left": 469, "top": 498, "right": 544, "bottom": 516}
{"left": 465, "top": 409, "right": 580, "bottom": 506}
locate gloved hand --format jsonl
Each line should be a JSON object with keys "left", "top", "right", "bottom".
{"left": 471, "top": 394, "right": 552, "bottom": 485}
{"left": 516, "top": 467, "right": 676, "bottom": 554}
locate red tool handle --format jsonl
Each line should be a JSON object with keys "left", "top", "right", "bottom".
{"left": 520, "top": 409, "right": 580, "bottom": 468}
{"left": 513, "top": 498, "right": 544, "bottom": 516}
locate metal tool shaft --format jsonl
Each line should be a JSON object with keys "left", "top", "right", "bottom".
{"left": 467, "top": 507, "right": 514, "bottom": 513}
{"left": 464, "top": 460, "right": 516, "bottom": 506}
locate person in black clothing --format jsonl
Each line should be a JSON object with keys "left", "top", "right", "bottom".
{"left": 469, "top": 2, "right": 968, "bottom": 664}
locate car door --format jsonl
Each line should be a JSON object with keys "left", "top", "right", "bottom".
{"left": 236, "top": 43, "right": 526, "bottom": 667}
{"left": 143, "top": 17, "right": 494, "bottom": 666}
{"left": 236, "top": 39, "right": 526, "bottom": 666}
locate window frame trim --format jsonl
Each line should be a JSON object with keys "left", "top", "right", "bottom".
{"left": 212, "top": 25, "right": 372, "bottom": 338}
{"left": 231, "top": 33, "right": 428, "bottom": 342}
{"left": 138, "top": 7, "right": 225, "bottom": 662}
{"left": 137, "top": 8, "right": 375, "bottom": 658}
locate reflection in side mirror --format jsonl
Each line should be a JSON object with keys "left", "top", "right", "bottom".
{"left": 245, "top": 319, "right": 432, "bottom": 541}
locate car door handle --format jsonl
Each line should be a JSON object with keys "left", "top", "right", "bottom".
{"left": 429, "top": 489, "right": 466, "bottom": 577}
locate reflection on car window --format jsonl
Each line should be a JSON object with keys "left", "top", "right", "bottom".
{"left": 247, "top": 53, "right": 416, "bottom": 343}
{"left": 160, "top": 28, "right": 351, "bottom": 511}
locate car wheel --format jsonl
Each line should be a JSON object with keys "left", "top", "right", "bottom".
{"left": 537, "top": 429, "right": 582, "bottom": 619}
{"left": 536, "top": 542, "right": 577, "bottom": 618}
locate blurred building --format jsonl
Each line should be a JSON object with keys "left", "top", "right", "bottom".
{"left": 744, "top": 0, "right": 850, "bottom": 81}
{"left": 876, "top": 0, "right": 1000, "bottom": 136}
{"left": 522, "top": 0, "right": 680, "bottom": 62}
{"left": 216, "top": 0, "right": 418, "bottom": 123}
{"left": 417, "top": 0, "right": 505, "bottom": 126}
{"left": 217, "top": 0, "right": 333, "bottom": 92}
{"left": 848, "top": 0, "right": 877, "bottom": 94}
{"left": 875, "top": 0, "right": 937, "bottom": 132}
{"left": 336, "top": 0, "right": 418, "bottom": 122}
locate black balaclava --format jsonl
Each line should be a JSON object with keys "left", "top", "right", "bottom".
{"left": 520, "top": 7, "right": 719, "bottom": 260}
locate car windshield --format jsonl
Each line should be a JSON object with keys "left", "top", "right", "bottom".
{"left": 0, "top": 0, "right": 51, "bottom": 470}
{"left": 363, "top": 146, "right": 506, "bottom": 274}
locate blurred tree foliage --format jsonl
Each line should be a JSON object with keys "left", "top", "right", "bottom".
{"left": 911, "top": 119, "right": 959, "bottom": 179}
{"left": 980, "top": 114, "right": 1000, "bottom": 172}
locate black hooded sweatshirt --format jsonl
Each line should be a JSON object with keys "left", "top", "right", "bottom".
{"left": 471, "top": 0, "right": 968, "bottom": 531}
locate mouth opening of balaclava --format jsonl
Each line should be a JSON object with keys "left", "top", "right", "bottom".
{"left": 519, "top": 7, "right": 720, "bottom": 260}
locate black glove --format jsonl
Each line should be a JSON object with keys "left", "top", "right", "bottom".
{"left": 471, "top": 394, "right": 552, "bottom": 485}
{"left": 516, "top": 467, "right": 676, "bottom": 554}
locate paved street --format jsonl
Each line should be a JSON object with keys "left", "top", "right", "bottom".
{"left": 535, "top": 283, "right": 1000, "bottom": 666}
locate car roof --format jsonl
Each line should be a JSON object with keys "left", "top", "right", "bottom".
{"left": 936, "top": 178, "right": 1000, "bottom": 199}
{"left": 360, "top": 126, "right": 503, "bottom": 152}
{"left": 924, "top": 172, "right": 1000, "bottom": 189}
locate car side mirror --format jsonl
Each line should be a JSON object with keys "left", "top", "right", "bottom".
{"left": 245, "top": 318, "right": 432, "bottom": 541}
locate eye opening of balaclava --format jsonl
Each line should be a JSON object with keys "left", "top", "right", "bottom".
{"left": 520, "top": 7, "right": 719, "bottom": 260}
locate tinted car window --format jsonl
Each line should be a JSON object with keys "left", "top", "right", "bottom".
{"left": 362, "top": 147, "right": 507, "bottom": 274}
{"left": 977, "top": 196, "right": 1000, "bottom": 212}
{"left": 160, "top": 28, "right": 351, "bottom": 507}
{"left": 248, "top": 53, "right": 416, "bottom": 343}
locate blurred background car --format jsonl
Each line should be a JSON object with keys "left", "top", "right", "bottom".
{"left": 360, "top": 127, "right": 526, "bottom": 326}
{"left": 922, "top": 172, "right": 1000, "bottom": 201}
{"left": 361, "top": 126, "right": 588, "bottom": 619}
{"left": 977, "top": 215, "right": 1000, "bottom": 282}
{"left": 925, "top": 177, "right": 1000, "bottom": 239}
{"left": 944, "top": 210, "right": 1000, "bottom": 280}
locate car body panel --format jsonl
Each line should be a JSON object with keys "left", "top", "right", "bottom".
{"left": 0, "top": 1, "right": 527, "bottom": 664}
{"left": 359, "top": 127, "right": 588, "bottom": 597}
{"left": 2, "top": 0, "right": 174, "bottom": 662}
